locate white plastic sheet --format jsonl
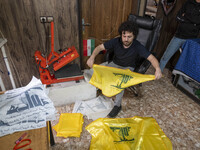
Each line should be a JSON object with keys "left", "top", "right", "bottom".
{"left": 73, "top": 95, "right": 114, "bottom": 120}
{"left": 0, "top": 76, "right": 56, "bottom": 137}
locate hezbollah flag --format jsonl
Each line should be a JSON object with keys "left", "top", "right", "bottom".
{"left": 89, "top": 64, "right": 156, "bottom": 97}
{"left": 53, "top": 113, "right": 83, "bottom": 138}
{"left": 86, "top": 116, "right": 172, "bottom": 150}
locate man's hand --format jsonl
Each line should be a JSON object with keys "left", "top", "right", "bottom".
{"left": 87, "top": 57, "right": 95, "bottom": 68}
{"left": 147, "top": 54, "right": 162, "bottom": 80}
{"left": 86, "top": 44, "right": 105, "bottom": 68}
{"left": 155, "top": 68, "right": 162, "bottom": 80}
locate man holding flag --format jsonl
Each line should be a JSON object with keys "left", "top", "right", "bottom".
{"left": 87, "top": 21, "right": 162, "bottom": 118}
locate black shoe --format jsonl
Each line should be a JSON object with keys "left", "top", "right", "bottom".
{"left": 108, "top": 105, "right": 122, "bottom": 118}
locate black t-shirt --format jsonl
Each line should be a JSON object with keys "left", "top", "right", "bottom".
{"left": 104, "top": 37, "right": 151, "bottom": 68}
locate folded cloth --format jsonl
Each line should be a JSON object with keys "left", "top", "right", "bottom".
{"left": 53, "top": 113, "right": 83, "bottom": 138}
{"left": 173, "top": 39, "right": 200, "bottom": 83}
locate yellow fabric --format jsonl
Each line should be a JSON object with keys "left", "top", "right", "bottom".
{"left": 86, "top": 116, "right": 172, "bottom": 150}
{"left": 53, "top": 113, "right": 84, "bottom": 138}
{"left": 89, "top": 64, "right": 156, "bottom": 97}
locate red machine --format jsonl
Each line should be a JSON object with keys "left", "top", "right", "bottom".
{"left": 34, "top": 22, "right": 84, "bottom": 85}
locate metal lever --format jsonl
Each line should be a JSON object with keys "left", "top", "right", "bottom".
{"left": 82, "top": 19, "right": 91, "bottom": 32}
{"left": 82, "top": 23, "right": 91, "bottom": 26}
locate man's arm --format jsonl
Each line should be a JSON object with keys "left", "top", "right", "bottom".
{"left": 87, "top": 44, "right": 105, "bottom": 68}
{"left": 176, "top": 1, "right": 200, "bottom": 24}
{"left": 176, "top": 1, "right": 187, "bottom": 23}
{"left": 147, "top": 54, "right": 162, "bottom": 80}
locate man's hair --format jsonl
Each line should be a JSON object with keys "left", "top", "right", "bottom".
{"left": 118, "top": 21, "right": 138, "bottom": 37}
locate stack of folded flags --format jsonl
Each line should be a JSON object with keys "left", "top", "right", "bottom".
{"left": 53, "top": 113, "right": 84, "bottom": 138}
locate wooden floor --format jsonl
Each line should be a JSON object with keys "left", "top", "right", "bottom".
{"left": 50, "top": 66, "right": 200, "bottom": 150}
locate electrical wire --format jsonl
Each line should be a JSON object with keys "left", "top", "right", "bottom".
{"left": 42, "top": 23, "right": 49, "bottom": 56}
{"left": 0, "top": 29, "right": 5, "bottom": 39}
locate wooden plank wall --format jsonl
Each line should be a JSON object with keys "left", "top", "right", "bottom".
{"left": 0, "top": 0, "right": 80, "bottom": 90}
{"left": 154, "top": 0, "right": 187, "bottom": 68}
{"left": 82, "top": 0, "right": 134, "bottom": 46}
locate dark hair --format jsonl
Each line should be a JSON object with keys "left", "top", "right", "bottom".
{"left": 118, "top": 21, "right": 138, "bottom": 37}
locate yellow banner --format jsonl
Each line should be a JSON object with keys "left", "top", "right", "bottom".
{"left": 86, "top": 116, "right": 172, "bottom": 150}
{"left": 89, "top": 64, "right": 155, "bottom": 97}
{"left": 53, "top": 113, "right": 83, "bottom": 138}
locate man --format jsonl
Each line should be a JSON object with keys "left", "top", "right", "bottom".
{"left": 159, "top": 0, "right": 200, "bottom": 72}
{"left": 87, "top": 21, "right": 162, "bottom": 118}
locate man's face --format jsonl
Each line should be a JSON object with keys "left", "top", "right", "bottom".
{"left": 121, "top": 31, "right": 134, "bottom": 48}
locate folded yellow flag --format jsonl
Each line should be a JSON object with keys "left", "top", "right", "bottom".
{"left": 89, "top": 64, "right": 155, "bottom": 97}
{"left": 53, "top": 113, "right": 84, "bottom": 138}
{"left": 86, "top": 116, "right": 172, "bottom": 150}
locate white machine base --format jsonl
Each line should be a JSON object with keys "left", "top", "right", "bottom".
{"left": 47, "top": 80, "right": 97, "bottom": 106}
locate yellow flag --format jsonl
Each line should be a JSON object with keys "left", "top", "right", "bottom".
{"left": 53, "top": 113, "right": 84, "bottom": 138}
{"left": 86, "top": 116, "right": 172, "bottom": 150}
{"left": 89, "top": 64, "right": 155, "bottom": 97}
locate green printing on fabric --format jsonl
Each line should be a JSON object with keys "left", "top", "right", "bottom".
{"left": 111, "top": 73, "right": 133, "bottom": 89}
{"left": 110, "top": 126, "right": 135, "bottom": 143}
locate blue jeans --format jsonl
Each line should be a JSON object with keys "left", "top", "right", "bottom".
{"left": 106, "top": 62, "right": 134, "bottom": 107}
{"left": 159, "top": 37, "right": 186, "bottom": 72}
